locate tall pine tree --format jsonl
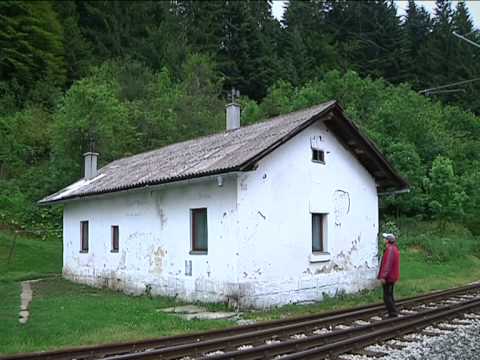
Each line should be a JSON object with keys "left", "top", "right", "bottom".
{"left": 282, "top": 0, "right": 339, "bottom": 85}
{"left": 0, "top": 1, "right": 66, "bottom": 88}
{"left": 402, "top": 0, "right": 432, "bottom": 88}
{"left": 177, "top": 0, "right": 282, "bottom": 100}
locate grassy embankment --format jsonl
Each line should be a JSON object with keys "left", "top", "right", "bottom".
{"left": 1, "top": 220, "right": 480, "bottom": 354}
{"left": 0, "top": 231, "right": 232, "bottom": 355}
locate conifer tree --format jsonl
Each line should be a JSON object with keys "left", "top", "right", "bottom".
{"left": 177, "top": 0, "right": 281, "bottom": 100}
{"left": 421, "top": 0, "right": 455, "bottom": 89}
{"left": 0, "top": 1, "right": 66, "bottom": 87}
{"left": 451, "top": 1, "right": 480, "bottom": 113}
{"left": 402, "top": 0, "right": 432, "bottom": 88}
{"left": 326, "top": 1, "right": 406, "bottom": 83}
{"left": 54, "top": 1, "right": 93, "bottom": 84}
{"left": 282, "top": 0, "right": 338, "bottom": 84}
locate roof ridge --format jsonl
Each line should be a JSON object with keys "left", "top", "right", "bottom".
{"left": 107, "top": 101, "right": 337, "bottom": 167}
{"left": 38, "top": 100, "right": 409, "bottom": 204}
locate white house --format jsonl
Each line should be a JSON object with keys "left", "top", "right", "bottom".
{"left": 40, "top": 100, "right": 408, "bottom": 308}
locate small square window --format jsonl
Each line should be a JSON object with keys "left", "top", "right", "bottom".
{"left": 80, "top": 221, "right": 89, "bottom": 252}
{"left": 191, "top": 208, "right": 208, "bottom": 253}
{"left": 111, "top": 225, "right": 119, "bottom": 252}
{"left": 312, "top": 149, "right": 325, "bottom": 163}
{"left": 312, "top": 213, "right": 326, "bottom": 252}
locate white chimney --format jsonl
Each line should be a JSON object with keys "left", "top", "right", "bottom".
{"left": 83, "top": 152, "right": 99, "bottom": 180}
{"left": 226, "top": 102, "right": 240, "bottom": 131}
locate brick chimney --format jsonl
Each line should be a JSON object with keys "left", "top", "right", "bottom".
{"left": 83, "top": 152, "right": 99, "bottom": 180}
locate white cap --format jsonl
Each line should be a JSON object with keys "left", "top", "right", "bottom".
{"left": 382, "top": 233, "right": 396, "bottom": 242}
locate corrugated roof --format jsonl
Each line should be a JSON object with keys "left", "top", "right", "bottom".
{"left": 39, "top": 100, "right": 408, "bottom": 204}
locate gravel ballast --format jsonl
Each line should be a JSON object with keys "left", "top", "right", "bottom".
{"left": 340, "top": 315, "right": 480, "bottom": 360}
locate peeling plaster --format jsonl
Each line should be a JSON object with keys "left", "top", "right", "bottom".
{"left": 152, "top": 247, "right": 166, "bottom": 273}
{"left": 119, "top": 253, "right": 129, "bottom": 270}
{"left": 333, "top": 189, "right": 350, "bottom": 226}
{"left": 185, "top": 260, "right": 192, "bottom": 276}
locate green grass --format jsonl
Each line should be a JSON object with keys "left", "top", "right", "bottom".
{"left": 0, "top": 278, "right": 233, "bottom": 354}
{"left": 0, "top": 230, "right": 233, "bottom": 355}
{"left": 1, "top": 222, "right": 480, "bottom": 354}
{"left": 0, "top": 230, "right": 62, "bottom": 282}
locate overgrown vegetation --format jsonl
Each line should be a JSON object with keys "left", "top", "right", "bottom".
{"left": 395, "top": 218, "right": 480, "bottom": 262}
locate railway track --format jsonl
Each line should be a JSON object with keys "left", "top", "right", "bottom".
{"left": 3, "top": 283, "right": 480, "bottom": 360}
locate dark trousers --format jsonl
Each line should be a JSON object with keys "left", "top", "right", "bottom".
{"left": 382, "top": 282, "right": 397, "bottom": 317}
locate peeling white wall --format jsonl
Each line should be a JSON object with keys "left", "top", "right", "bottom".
{"left": 63, "top": 176, "right": 241, "bottom": 303}
{"left": 235, "top": 120, "right": 379, "bottom": 308}
{"left": 62, "top": 119, "right": 379, "bottom": 308}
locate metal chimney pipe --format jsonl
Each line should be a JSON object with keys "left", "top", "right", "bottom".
{"left": 226, "top": 102, "right": 240, "bottom": 131}
{"left": 83, "top": 152, "right": 99, "bottom": 180}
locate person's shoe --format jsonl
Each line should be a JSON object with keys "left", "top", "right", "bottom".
{"left": 388, "top": 313, "right": 398, "bottom": 318}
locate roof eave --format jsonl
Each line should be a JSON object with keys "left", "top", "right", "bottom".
{"left": 327, "top": 105, "right": 410, "bottom": 192}
{"left": 38, "top": 167, "right": 242, "bottom": 205}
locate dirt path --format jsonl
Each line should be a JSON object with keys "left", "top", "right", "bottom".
{"left": 19, "top": 281, "right": 33, "bottom": 324}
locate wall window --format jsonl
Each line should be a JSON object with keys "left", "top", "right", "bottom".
{"left": 312, "top": 213, "right": 326, "bottom": 252}
{"left": 191, "top": 208, "right": 208, "bottom": 253}
{"left": 111, "top": 225, "right": 119, "bottom": 252}
{"left": 80, "top": 221, "right": 89, "bottom": 252}
{"left": 312, "top": 148, "right": 325, "bottom": 163}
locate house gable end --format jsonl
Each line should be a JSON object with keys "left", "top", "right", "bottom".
{"left": 239, "top": 105, "right": 408, "bottom": 193}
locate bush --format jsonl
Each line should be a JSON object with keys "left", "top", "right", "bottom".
{"left": 393, "top": 218, "right": 480, "bottom": 262}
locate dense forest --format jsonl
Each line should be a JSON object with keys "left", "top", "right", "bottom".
{"left": 0, "top": 0, "right": 479, "bottom": 236}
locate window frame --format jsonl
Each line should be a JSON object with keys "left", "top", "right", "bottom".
{"left": 311, "top": 148, "right": 325, "bottom": 164}
{"left": 311, "top": 213, "right": 326, "bottom": 253}
{"left": 111, "top": 225, "right": 119, "bottom": 253}
{"left": 80, "top": 220, "right": 89, "bottom": 253}
{"left": 190, "top": 208, "right": 208, "bottom": 254}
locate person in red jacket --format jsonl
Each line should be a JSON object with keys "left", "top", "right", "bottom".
{"left": 378, "top": 233, "right": 400, "bottom": 317}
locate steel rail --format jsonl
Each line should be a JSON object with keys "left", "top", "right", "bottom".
{"left": 100, "top": 306, "right": 401, "bottom": 360}
{"left": 198, "top": 297, "right": 480, "bottom": 360}
{"left": 2, "top": 283, "right": 480, "bottom": 360}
